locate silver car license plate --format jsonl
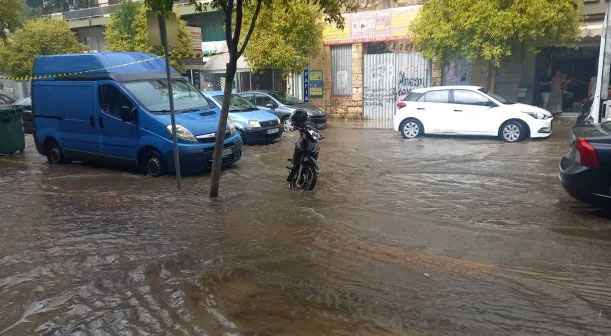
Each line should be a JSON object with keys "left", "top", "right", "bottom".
{"left": 267, "top": 128, "right": 279, "bottom": 134}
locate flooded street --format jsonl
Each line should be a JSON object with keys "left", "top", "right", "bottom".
{"left": 2, "top": 121, "right": 611, "bottom": 335}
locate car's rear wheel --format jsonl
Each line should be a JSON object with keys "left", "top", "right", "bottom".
{"left": 282, "top": 117, "right": 294, "bottom": 132}
{"left": 142, "top": 149, "right": 166, "bottom": 177}
{"left": 500, "top": 121, "right": 526, "bottom": 142}
{"left": 46, "top": 140, "right": 68, "bottom": 164}
{"left": 400, "top": 119, "right": 423, "bottom": 139}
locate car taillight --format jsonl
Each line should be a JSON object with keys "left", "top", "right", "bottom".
{"left": 575, "top": 138, "right": 600, "bottom": 167}
{"left": 397, "top": 102, "right": 407, "bottom": 109}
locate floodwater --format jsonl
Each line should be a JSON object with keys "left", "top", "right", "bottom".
{"left": 1, "top": 121, "right": 611, "bottom": 335}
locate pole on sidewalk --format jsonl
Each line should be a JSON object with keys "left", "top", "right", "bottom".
{"left": 158, "top": 14, "right": 181, "bottom": 190}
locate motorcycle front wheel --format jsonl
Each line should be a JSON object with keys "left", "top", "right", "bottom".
{"left": 290, "top": 163, "right": 317, "bottom": 191}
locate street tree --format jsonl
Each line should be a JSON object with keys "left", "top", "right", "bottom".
{"left": 240, "top": 0, "right": 322, "bottom": 77}
{"left": 0, "top": 17, "right": 87, "bottom": 77}
{"left": 0, "top": 0, "right": 25, "bottom": 39}
{"left": 189, "top": 0, "right": 357, "bottom": 198}
{"left": 410, "top": 0, "right": 583, "bottom": 92}
{"left": 104, "top": 0, "right": 195, "bottom": 72}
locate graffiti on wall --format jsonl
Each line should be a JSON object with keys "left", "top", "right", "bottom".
{"left": 364, "top": 62, "right": 395, "bottom": 107}
{"left": 396, "top": 67, "right": 426, "bottom": 101}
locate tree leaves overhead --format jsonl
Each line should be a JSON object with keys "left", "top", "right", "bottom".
{"left": 104, "top": 0, "right": 196, "bottom": 72}
{"left": 240, "top": 0, "right": 322, "bottom": 77}
{"left": 0, "top": 0, "right": 25, "bottom": 40}
{"left": 0, "top": 17, "right": 87, "bottom": 77}
{"left": 410, "top": 0, "right": 583, "bottom": 66}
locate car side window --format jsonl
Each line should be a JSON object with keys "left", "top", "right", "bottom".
{"left": 99, "top": 84, "right": 133, "bottom": 119}
{"left": 255, "top": 94, "right": 273, "bottom": 107}
{"left": 453, "top": 90, "right": 491, "bottom": 106}
{"left": 422, "top": 90, "right": 450, "bottom": 103}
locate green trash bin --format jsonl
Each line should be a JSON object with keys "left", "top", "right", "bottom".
{"left": 0, "top": 105, "right": 25, "bottom": 154}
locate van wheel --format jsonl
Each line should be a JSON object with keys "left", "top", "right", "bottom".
{"left": 142, "top": 150, "right": 166, "bottom": 177}
{"left": 46, "top": 140, "right": 67, "bottom": 164}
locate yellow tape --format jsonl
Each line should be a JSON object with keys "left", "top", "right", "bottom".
{"left": 0, "top": 55, "right": 165, "bottom": 81}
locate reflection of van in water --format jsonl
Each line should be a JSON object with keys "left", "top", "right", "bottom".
{"left": 32, "top": 52, "right": 242, "bottom": 176}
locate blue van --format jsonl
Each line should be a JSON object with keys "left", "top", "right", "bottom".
{"left": 32, "top": 52, "right": 242, "bottom": 176}
{"left": 202, "top": 91, "right": 282, "bottom": 144}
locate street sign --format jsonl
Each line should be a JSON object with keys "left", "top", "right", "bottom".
{"left": 146, "top": 10, "right": 178, "bottom": 48}
{"left": 304, "top": 68, "right": 309, "bottom": 102}
{"left": 309, "top": 70, "right": 323, "bottom": 98}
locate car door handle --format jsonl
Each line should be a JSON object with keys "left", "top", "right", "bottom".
{"left": 417, "top": 108, "right": 425, "bottom": 110}
{"left": 98, "top": 116, "right": 104, "bottom": 128}
{"left": 89, "top": 116, "right": 94, "bottom": 128}
{"left": 453, "top": 109, "right": 463, "bottom": 112}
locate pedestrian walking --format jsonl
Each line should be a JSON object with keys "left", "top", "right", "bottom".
{"left": 539, "top": 67, "right": 552, "bottom": 111}
{"left": 550, "top": 70, "right": 570, "bottom": 116}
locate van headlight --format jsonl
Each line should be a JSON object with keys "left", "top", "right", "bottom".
{"left": 166, "top": 124, "right": 197, "bottom": 142}
{"left": 523, "top": 111, "right": 551, "bottom": 120}
{"left": 248, "top": 120, "right": 261, "bottom": 128}
{"left": 227, "top": 118, "right": 236, "bottom": 134}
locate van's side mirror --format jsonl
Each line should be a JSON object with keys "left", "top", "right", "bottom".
{"left": 266, "top": 103, "right": 275, "bottom": 109}
{"left": 120, "top": 106, "right": 135, "bottom": 122}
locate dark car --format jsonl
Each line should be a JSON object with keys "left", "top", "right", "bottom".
{"left": 559, "top": 121, "right": 611, "bottom": 206}
{"left": 13, "top": 97, "right": 33, "bottom": 134}
{"left": 240, "top": 91, "right": 327, "bottom": 132}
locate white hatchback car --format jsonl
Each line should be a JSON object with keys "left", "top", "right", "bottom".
{"left": 393, "top": 86, "right": 553, "bottom": 142}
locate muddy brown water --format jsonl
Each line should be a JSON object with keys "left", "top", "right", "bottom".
{"left": 1, "top": 122, "right": 611, "bottom": 335}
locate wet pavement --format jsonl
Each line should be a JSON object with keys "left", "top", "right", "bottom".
{"left": 1, "top": 121, "right": 611, "bottom": 335}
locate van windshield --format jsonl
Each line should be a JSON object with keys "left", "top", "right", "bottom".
{"left": 123, "top": 79, "right": 211, "bottom": 113}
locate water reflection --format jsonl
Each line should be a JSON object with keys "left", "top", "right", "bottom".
{"left": 1, "top": 125, "right": 610, "bottom": 335}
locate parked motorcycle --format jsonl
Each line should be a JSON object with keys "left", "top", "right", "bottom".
{"left": 287, "top": 110, "right": 323, "bottom": 191}
{"left": 576, "top": 97, "right": 594, "bottom": 127}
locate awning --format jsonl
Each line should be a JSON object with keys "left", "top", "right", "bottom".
{"left": 201, "top": 44, "right": 249, "bottom": 73}
{"left": 580, "top": 22, "right": 604, "bottom": 38}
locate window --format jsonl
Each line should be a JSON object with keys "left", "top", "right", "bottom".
{"left": 212, "top": 94, "right": 258, "bottom": 112}
{"left": 241, "top": 94, "right": 254, "bottom": 104}
{"left": 123, "top": 79, "right": 210, "bottom": 113}
{"left": 332, "top": 45, "right": 352, "bottom": 96}
{"left": 269, "top": 92, "right": 302, "bottom": 105}
{"left": 422, "top": 90, "right": 450, "bottom": 103}
{"left": 453, "top": 90, "right": 490, "bottom": 106}
{"left": 99, "top": 84, "right": 133, "bottom": 119}
{"left": 255, "top": 94, "right": 274, "bottom": 107}
{"left": 405, "top": 92, "right": 423, "bottom": 102}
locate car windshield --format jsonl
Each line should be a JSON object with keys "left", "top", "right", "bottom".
{"left": 478, "top": 88, "right": 514, "bottom": 104}
{"left": 123, "top": 79, "right": 210, "bottom": 113}
{"left": 269, "top": 92, "right": 303, "bottom": 105}
{"left": 212, "top": 94, "right": 258, "bottom": 112}
{"left": 602, "top": 121, "right": 611, "bottom": 133}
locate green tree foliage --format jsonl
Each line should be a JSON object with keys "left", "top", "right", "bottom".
{"left": 410, "top": 0, "right": 583, "bottom": 66}
{"left": 240, "top": 0, "right": 322, "bottom": 77}
{"left": 0, "top": 0, "right": 25, "bottom": 39}
{"left": 104, "top": 0, "right": 195, "bottom": 72}
{"left": 0, "top": 17, "right": 87, "bottom": 77}
{"left": 188, "top": 0, "right": 357, "bottom": 197}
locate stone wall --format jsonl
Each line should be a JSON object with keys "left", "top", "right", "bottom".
{"left": 309, "top": 44, "right": 364, "bottom": 119}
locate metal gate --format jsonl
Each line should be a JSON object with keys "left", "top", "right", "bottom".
{"left": 363, "top": 53, "right": 431, "bottom": 125}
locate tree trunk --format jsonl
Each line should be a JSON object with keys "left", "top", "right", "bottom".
{"left": 209, "top": 59, "right": 237, "bottom": 198}
{"left": 488, "top": 63, "right": 497, "bottom": 93}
